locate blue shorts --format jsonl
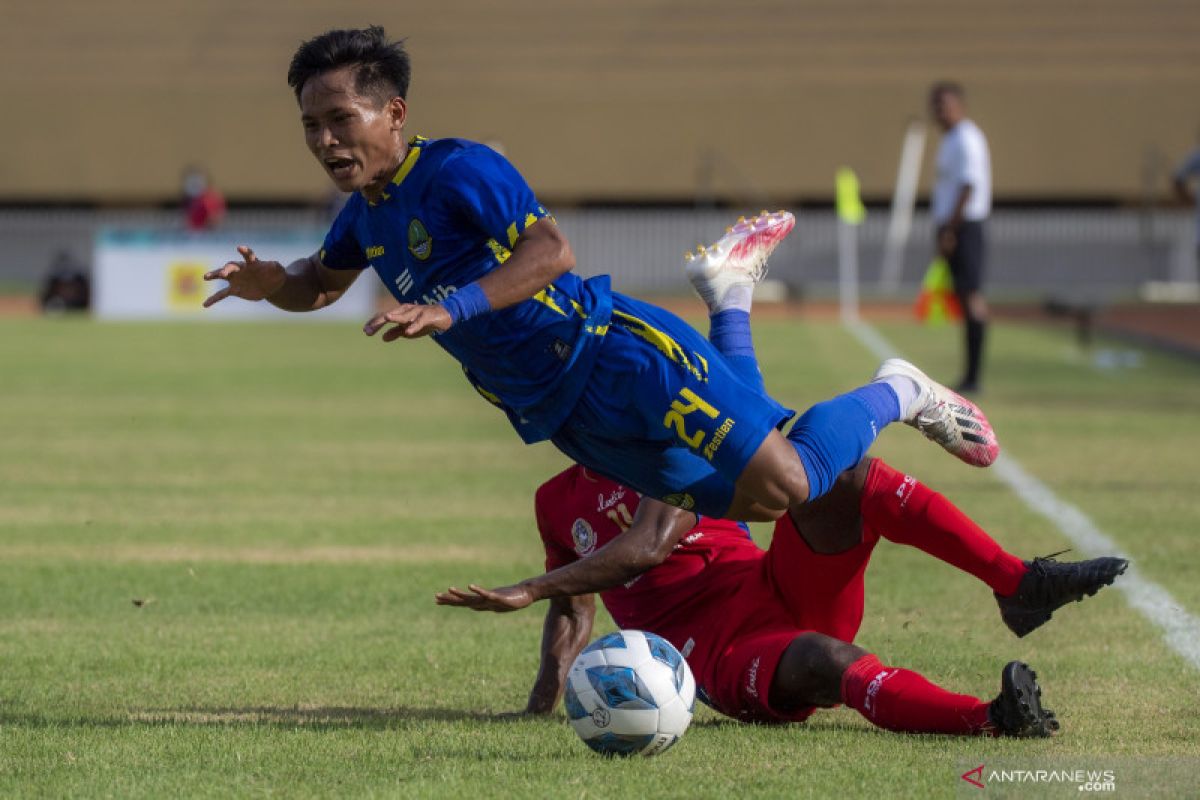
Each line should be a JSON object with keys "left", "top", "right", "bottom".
{"left": 552, "top": 294, "right": 795, "bottom": 517}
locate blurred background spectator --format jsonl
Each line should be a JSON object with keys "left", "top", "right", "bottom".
{"left": 1172, "top": 136, "right": 1200, "bottom": 268}
{"left": 39, "top": 249, "right": 90, "bottom": 313}
{"left": 181, "top": 166, "right": 226, "bottom": 232}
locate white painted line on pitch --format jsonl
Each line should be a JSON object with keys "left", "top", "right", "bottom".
{"left": 845, "top": 319, "right": 1200, "bottom": 671}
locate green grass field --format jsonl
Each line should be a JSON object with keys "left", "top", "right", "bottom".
{"left": 2, "top": 312, "right": 1198, "bottom": 798}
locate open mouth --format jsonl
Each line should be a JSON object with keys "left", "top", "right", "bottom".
{"left": 323, "top": 156, "right": 357, "bottom": 179}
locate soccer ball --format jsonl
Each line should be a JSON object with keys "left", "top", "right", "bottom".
{"left": 563, "top": 630, "right": 695, "bottom": 757}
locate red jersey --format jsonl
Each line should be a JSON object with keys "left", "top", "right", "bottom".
{"left": 534, "top": 464, "right": 762, "bottom": 632}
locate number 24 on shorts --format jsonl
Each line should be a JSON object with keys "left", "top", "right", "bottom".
{"left": 662, "top": 388, "right": 720, "bottom": 450}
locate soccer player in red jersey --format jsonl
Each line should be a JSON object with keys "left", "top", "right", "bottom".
{"left": 438, "top": 233, "right": 1127, "bottom": 737}
{"left": 440, "top": 457, "right": 1127, "bottom": 736}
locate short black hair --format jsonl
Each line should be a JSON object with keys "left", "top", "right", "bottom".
{"left": 287, "top": 26, "right": 411, "bottom": 104}
{"left": 930, "top": 81, "right": 965, "bottom": 102}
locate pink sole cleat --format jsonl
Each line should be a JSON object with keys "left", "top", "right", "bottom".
{"left": 684, "top": 211, "right": 795, "bottom": 310}
{"left": 874, "top": 358, "right": 1000, "bottom": 467}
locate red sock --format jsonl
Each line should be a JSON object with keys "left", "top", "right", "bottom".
{"left": 841, "top": 653, "right": 993, "bottom": 735}
{"left": 860, "top": 459, "right": 1027, "bottom": 596}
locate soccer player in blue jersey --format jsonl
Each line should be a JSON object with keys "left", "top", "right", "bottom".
{"left": 203, "top": 26, "right": 997, "bottom": 523}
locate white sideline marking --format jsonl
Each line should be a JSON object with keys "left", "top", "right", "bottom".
{"left": 846, "top": 320, "right": 1200, "bottom": 670}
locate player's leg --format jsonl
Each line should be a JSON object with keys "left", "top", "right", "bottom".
{"left": 766, "top": 459, "right": 879, "bottom": 640}
{"left": 861, "top": 458, "right": 1129, "bottom": 637}
{"left": 949, "top": 221, "right": 988, "bottom": 393}
{"left": 686, "top": 211, "right": 794, "bottom": 393}
{"left": 862, "top": 458, "right": 1027, "bottom": 595}
{"left": 681, "top": 212, "right": 997, "bottom": 514}
{"left": 684, "top": 214, "right": 970, "bottom": 512}
{"left": 701, "top": 493, "right": 1059, "bottom": 735}
{"left": 729, "top": 354, "right": 1002, "bottom": 518}
{"left": 773, "top": 633, "right": 1059, "bottom": 737}
{"left": 563, "top": 284, "right": 997, "bottom": 519}
{"left": 703, "top": 625, "right": 1057, "bottom": 736}
{"left": 726, "top": 377, "right": 912, "bottom": 518}
{"left": 778, "top": 456, "right": 1126, "bottom": 637}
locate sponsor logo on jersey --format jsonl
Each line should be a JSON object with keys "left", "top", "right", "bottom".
{"left": 407, "top": 218, "right": 432, "bottom": 260}
{"left": 597, "top": 487, "right": 627, "bottom": 512}
{"left": 572, "top": 518, "right": 597, "bottom": 555}
{"left": 745, "top": 656, "right": 762, "bottom": 698}
{"left": 365, "top": 245, "right": 386, "bottom": 259}
{"left": 895, "top": 474, "right": 918, "bottom": 508}
{"left": 420, "top": 284, "right": 456, "bottom": 306}
{"left": 702, "top": 417, "right": 736, "bottom": 461}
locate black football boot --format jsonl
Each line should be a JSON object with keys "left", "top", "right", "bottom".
{"left": 987, "top": 661, "right": 1060, "bottom": 738}
{"left": 996, "top": 552, "right": 1129, "bottom": 637}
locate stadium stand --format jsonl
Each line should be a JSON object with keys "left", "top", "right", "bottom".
{"left": 1, "top": 0, "right": 1198, "bottom": 203}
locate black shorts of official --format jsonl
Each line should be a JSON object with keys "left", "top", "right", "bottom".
{"left": 945, "top": 220, "right": 986, "bottom": 296}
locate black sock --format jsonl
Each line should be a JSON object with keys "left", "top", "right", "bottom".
{"left": 965, "top": 318, "right": 986, "bottom": 386}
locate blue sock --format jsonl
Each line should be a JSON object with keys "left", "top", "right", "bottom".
{"left": 709, "top": 309, "right": 764, "bottom": 393}
{"left": 785, "top": 384, "right": 901, "bottom": 500}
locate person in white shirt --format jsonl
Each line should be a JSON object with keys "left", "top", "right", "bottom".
{"left": 1172, "top": 144, "right": 1200, "bottom": 269}
{"left": 931, "top": 82, "right": 991, "bottom": 394}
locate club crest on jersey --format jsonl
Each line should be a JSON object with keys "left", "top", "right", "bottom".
{"left": 408, "top": 218, "right": 432, "bottom": 260}
{"left": 571, "top": 518, "right": 597, "bottom": 555}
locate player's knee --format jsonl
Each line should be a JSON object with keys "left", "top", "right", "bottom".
{"left": 847, "top": 457, "right": 874, "bottom": 493}
{"left": 726, "top": 499, "right": 786, "bottom": 523}
{"left": 737, "top": 433, "right": 812, "bottom": 510}
{"left": 786, "top": 459, "right": 872, "bottom": 554}
{"left": 769, "top": 633, "right": 868, "bottom": 710}
{"left": 775, "top": 465, "right": 811, "bottom": 508}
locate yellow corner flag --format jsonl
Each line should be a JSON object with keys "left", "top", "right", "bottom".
{"left": 914, "top": 257, "right": 962, "bottom": 325}
{"left": 835, "top": 167, "right": 867, "bottom": 225}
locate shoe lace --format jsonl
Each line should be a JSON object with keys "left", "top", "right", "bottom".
{"left": 1026, "top": 549, "right": 1074, "bottom": 597}
{"left": 1031, "top": 549, "right": 1071, "bottom": 565}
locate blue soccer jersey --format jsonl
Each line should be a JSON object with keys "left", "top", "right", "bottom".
{"left": 320, "top": 136, "right": 612, "bottom": 443}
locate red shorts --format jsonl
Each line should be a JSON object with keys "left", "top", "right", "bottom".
{"left": 651, "top": 515, "right": 879, "bottom": 724}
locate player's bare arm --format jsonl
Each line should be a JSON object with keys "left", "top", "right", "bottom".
{"left": 522, "top": 594, "right": 595, "bottom": 715}
{"left": 435, "top": 499, "right": 696, "bottom": 611}
{"left": 363, "top": 218, "right": 574, "bottom": 341}
{"left": 203, "top": 247, "right": 361, "bottom": 312}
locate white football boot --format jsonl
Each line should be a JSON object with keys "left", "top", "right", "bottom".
{"left": 873, "top": 358, "right": 1000, "bottom": 467}
{"left": 684, "top": 210, "right": 795, "bottom": 311}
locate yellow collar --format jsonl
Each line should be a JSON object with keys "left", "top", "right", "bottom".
{"left": 366, "top": 136, "right": 427, "bottom": 206}
{"left": 390, "top": 135, "right": 427, "bottom": 187}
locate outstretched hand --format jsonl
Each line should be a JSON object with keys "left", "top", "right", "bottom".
{"left": 435, "top": 583, "right": 535, "bottom": 613}
{"left": 363, "top": 304, "right": 453, "bottom": 341}
{"left": 203, "top": 246, "right": 286, "bottom": 307}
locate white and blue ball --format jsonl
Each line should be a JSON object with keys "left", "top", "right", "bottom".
{"left": 563, "top": 630, "right": 695, "bottom": 757}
